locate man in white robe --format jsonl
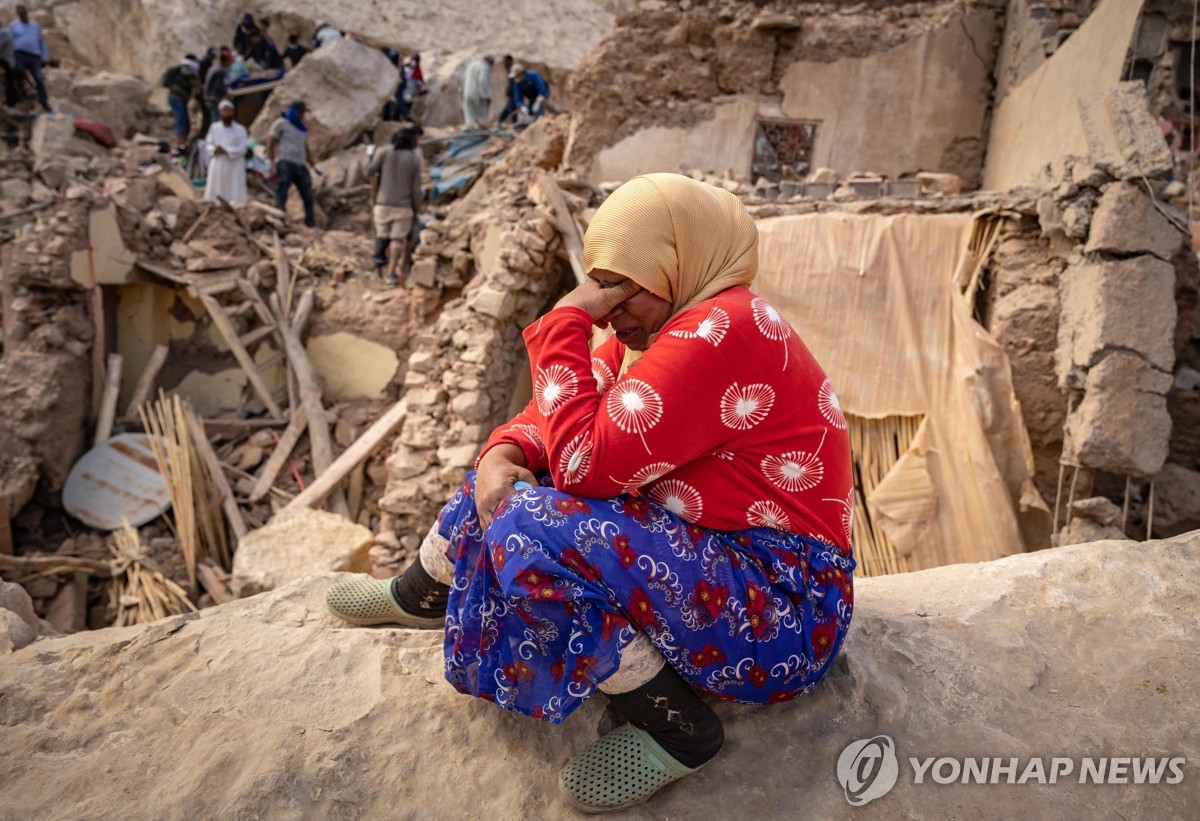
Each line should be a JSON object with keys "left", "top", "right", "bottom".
{"left": 204, "top": 100, "right": 248, "bottom": 205}
{"left": 461, "top": 55, "right": 493, "bottom": 128}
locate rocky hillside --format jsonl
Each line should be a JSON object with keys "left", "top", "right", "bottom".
{"left": 2, "top": 535, "right": 1196, "bottom": 818}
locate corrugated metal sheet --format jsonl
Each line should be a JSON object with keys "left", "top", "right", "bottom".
{"left": 63, "top": 433, "right": 171, "bottom": 531}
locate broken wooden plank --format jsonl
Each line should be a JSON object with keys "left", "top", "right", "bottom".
{"left": 122, "top": 344, "right": 169, "bottom": 421}
{"left": 93, "top": 353, "right": 123, "bottom": 447}
{"left": 135, "top": 258, "right": 193, "bottom": 286}
{"left": 197, "top": 559, "right": 234, "bottom": 604}
{"left": 197, "top": 293, "right": 284, "bottom": 419}
{"left": 269, "top": 292, "right": 348, "bottom": 516}
{"left": 236, "top": 279, "right": 275, "bottom": 327}
{"left": 247, "top": 200, "right": 287, "bottom": 220}
{"left": 247, "top": 408, "right": 307, "bottom": 503}
{"left": 187, "top": 255, "right": 258, "bottom": 273}
{"left": 238, "top": 325, "right": 276, "bottom": 349}
{"left": 181, "top": 203, "right": 213, "bottom": 244}
{"left": 283, "top": 399, "right": 407, "bottom": 513}
{"left": 184, "top": 411, "right": 248, "bottom": 543}
{"left": 533, "top": 172, "right": 586, "bottom": 284}
{"left": 273, "top": 233, "right": 291, "bottom": 319}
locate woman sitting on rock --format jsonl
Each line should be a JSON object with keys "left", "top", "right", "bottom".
{"left": 326, "top": 173, "right": 856, "bottom": 812}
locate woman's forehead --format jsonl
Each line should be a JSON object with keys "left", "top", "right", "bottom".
{"left": 588, "top": 269, "right": 628, "bottom": 283}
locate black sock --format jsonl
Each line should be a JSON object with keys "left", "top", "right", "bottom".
{"left": 390, "top": 560, "right": 450, "bottom": 616}
{"left": 604, "top": 665, "right": 724, "bottom": 768}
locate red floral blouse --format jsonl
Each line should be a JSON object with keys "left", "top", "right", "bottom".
{"left": 482, "top": 285, "right": 854, "bottom": 550}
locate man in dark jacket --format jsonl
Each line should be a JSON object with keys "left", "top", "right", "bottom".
{"left": 165, "top": 57, "right": 200, "bottom": 151}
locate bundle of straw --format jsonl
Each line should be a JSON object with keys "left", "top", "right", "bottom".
{"left": 138, "top": 393, "right": 227, "bottom": 591}
{"left": 846, "top": 413, "right": 924, "bottom": 577}
{"left": 109, "top": 521, "right": 197, "bottom": 627}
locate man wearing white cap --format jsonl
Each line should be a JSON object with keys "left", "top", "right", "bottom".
{"left": 203, "top": 100, "right": 248, "bottom": 205}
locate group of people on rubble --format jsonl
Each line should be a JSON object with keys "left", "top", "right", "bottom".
{"left": 461, "top": 53, "right": 553, "bottom": 129}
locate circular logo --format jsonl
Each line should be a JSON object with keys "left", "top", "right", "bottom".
{"left": 837, "top": 735, "right": 899, "bottom": 806}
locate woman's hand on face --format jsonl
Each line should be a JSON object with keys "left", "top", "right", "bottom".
{"left": 474, "top": 444, "right": 537, "bottom": 533}
{"left": 554, "top": 277, "right": 641, "bottom": 323}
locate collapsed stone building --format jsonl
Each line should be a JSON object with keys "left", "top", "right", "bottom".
{"left": 0, "top": 0, "right": 1198, "bottom": 814}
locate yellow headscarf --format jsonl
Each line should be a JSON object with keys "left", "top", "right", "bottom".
{"left": 583, "top": 173, "right": 758, "bottom": 373}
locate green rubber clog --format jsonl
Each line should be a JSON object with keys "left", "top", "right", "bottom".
{"left": 559, "top": 723, "right": 699, "bottom": 813}
{"left": 324, "top": 576, "right": 445, "bottom": 629}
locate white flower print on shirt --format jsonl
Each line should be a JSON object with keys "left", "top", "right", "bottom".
{"left": 591, "top": 358, "right": 615, "bottom": 393}
{"left": 720, "top": 382, "right": 775, "bottom": 430}
{"left": 751, "top": 297, "right": 793, "bottom": 369}
{"left": 535, "top": 363, "right": 578, "bottom": 416}
{"left": 761, "top": 451, "right": 825, "bottom": 492}
{"left": 747, "top": 500, "right": 791, "bottom": 531}
{"left": 668, "top": 306, "right": 730, "bottom": 347}
{"left": 823, "top": 487, "right": 855, "bottom": 545}
{"left": 559, "top": 432, "right": 593, "bottom": 484}
{"left": 648, "top": 479, "right": 704, "bottom": 522}
{"left": 761, "top": 429, "right": 828, "bottom": 492}
{"left": 606, "top": 378, "right": 664, "bottom": 454}
{"left": 510, "top": 423, "right": 546, "bottom": 458}
{"left": 611, "top": 461, "right": 677, "bottom": 493}
{"left": 818, "top": 378, "right": 847, "bottom": 430}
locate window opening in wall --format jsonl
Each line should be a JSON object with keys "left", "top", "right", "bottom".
{"left": 751, "top": 119, "right": 818, "bottom": 183}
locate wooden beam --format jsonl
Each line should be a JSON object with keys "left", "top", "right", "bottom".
{"left": 93, "top": 353, "right": 123, "bottom": 447}
{"left": 533, "top": 172, "right": 587, "bottom": 284}
{"left": 273, "top": 233, "right": 291, "bottom": 319}
{"left": 184, "top": 411, "right": 248, "bottom": 543}
{"left": 197, "top": 293, "right": 284, "bottom": 419}
{"left": 283, "top": 399, "right": 407, "bottom": 513}
{"left": 268, "top": 292, "right": 348, "bottom": 516}
{"left": 122, "top": 344, "right": 169, "bottom": 421}
{"left": 187, "top": 255, "right": 258, "bottom": 273}
{"left": 197, "top": 560, "right": 234, "bottom": 604}
{"left": 247, "top": 408, "right": 307, "bottom": 503}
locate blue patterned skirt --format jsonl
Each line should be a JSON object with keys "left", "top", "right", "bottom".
{"left": 439, "top": 472, "right": 855, "bottom": 724}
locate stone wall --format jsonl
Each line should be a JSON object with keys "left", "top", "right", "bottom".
{"left": 374, "top": 118, "right": 574, "bottom": 572}
{"left": 568, "top": 0, "right": 1003, "bottom": 188}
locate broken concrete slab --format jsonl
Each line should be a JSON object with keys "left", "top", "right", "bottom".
{"left": 1056, "top": 256, "right": 1177, "bottom": 387}
{"left": 1085, "top": 181, "right": 1185, "bottom": 261}
{"left": 30, "top": 114, "right": 77, "bottom": 163}
{"left": 68, "top": 203, "right": 138, "bottom": 286}
{"left": 169, "top": 368, "right": 248, "bottom": 417}
{"left": 1063, "top": 352, "right": 1173, "bottom": 476}
{"left": 229, "top": 508, "right": 374, "bottom": 598}
{"left": 1151, "top": 463, "right": 1200, "bottom": 538}
{"left": 249, "top": 38, "right": 399, "bottom": 163}
{"left": 306, "top": 332, "right": 400, "bottom": 401}
{"left": 916, "top": 172, "right": 963, "bottom": 195}
{"left": 1078, "top": 81, "right": 1173, "bottom": 182}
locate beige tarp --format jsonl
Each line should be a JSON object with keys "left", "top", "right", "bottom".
{"left": 755, "top": 212, "right": 1051, "bottom": 572}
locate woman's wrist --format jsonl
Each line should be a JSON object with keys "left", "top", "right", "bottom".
{"left": 480, "top": 442, "right": 526, "bottom": 469}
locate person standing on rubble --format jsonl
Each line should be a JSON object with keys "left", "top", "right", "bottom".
{"left": 367, "top": 126, "right": 423, "bottom": 285}
{"left": 283, "top": 34, "right": 308, "bottom": 68}
{"left": 163, "top": 56, "right": 200, "bottom": 152}
{"left": 461, "top": 54, "right": 493, "bottom": 128}
{"left": 326, "top": 173, "right": 856, "bottom": 812}
{"left": 266, "top": 100, "right": 315, "bottom": 228}
{"left": 8, "top": 4, "right": 51, "bottom": 113}
{"left": 246, "top": 28, "right": 282, "bottom": 71}
{"left": 232, "top": 13, "right": 258, "bottom": 56}
{"left": 203, "top": 100, "right": 247, "bottom": 206}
